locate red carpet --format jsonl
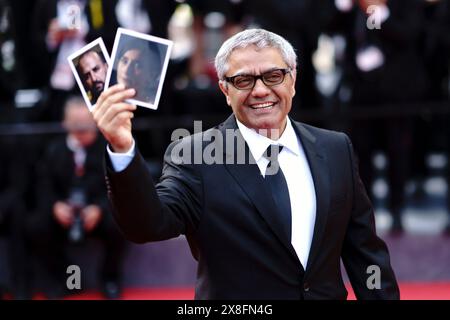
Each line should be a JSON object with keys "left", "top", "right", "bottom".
{"left": 346, "top": 282, "right": 450, "bottom": 300}
{"left": 34, "top": 282, "right": 450, "bottom": 300}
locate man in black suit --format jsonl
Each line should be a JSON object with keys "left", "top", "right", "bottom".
{"left": 28, "top": 96, "right": 125, "bottom": 298}
{"left": 346, "top": 0, "right": 428, "bottom": 233}
{"left": 93, "top": 29, "right": 399, "bottom": 299}
{"left": 31, "top": 0, "right": 119, "bottom": 121}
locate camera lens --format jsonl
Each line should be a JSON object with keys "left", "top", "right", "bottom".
{"left": 68, "top": 214, "right": 84, "bottom": 243}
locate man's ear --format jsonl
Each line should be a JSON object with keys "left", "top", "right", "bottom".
{"left": 290, "top": 70, "right": 297, "bottom": 98}
{"left": 218, "top": 80, "right": 231, "bottom": 106}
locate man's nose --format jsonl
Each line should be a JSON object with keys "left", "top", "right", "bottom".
{"left": 90, "top": 71, "right": 98, "bottom": 82}
{"left": 126, "top": 64, "right": 134, "bottom": 77}
{"left": 251, "top": 78, "right": 271, "bottom": 97}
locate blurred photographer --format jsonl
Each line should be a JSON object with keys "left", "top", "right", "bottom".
{"left": 28, "top": 96, "right": 126, "bottom": 299}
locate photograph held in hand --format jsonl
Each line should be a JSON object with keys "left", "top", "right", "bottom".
{"left": 68, "top": 37, "right": 110, "bottom": 110}
{"left": 105, "top": 28, "right": 173, "bottom": 110}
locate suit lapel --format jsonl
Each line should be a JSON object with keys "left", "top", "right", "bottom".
{"left": 292, "top": 121, "right": 331, "bottom": 274}
{"left": 219, "top": 115, "right": 301, "bottom": 265}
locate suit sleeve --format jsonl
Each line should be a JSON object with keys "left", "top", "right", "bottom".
{"left": 340, "top": 133, "right": 400, "bottom": 299}
{"left": 105, "top": 140, "right": 202, "bottom": 244}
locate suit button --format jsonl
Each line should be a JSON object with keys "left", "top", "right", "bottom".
{"left": 303, "top": 283, "right": 310, "bottom": 292}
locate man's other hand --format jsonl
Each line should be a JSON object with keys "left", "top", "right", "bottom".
{"left": 53, "top": 201, "right": 74, "bottom": 228}
{"left": 81, "top": 205, "right": 102, "bottom": 232}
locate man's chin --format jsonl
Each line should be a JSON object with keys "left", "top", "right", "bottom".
{"left": 91, "top": 89, "right": 102, "bottom": 99}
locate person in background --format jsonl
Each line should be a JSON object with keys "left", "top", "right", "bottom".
{"left": 344, "top": 0, "right": 428, "bottom": 233}
{"left": 31, "top": 0, "right": 118, "bottom": 120}
{"left": 27, "top": 96, "right": 126, "bottom": 299}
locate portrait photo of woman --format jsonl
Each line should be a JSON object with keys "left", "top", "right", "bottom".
{"left": 106, "top": 28, "right": 173, "bottom": 109}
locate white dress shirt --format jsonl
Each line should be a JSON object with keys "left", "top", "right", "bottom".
{"left": 49, "top": 0, "right": 89, "bottom": 90}
{"left": 236, "top": 118, "right": 316, "bottom": 268}
{"left": 108, "top": 117, "right": 317, "bottom": 268}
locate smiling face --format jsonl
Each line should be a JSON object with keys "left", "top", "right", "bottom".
{"left": 219, "top": 46, "right": 296, "bottom": 139}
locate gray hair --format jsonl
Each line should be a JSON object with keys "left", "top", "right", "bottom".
{"left": 214, "top": 28, "right": 297, "bottom": 80}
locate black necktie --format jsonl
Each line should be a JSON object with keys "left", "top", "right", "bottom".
{"left": 264, "top": 145, "right": 292, "bottom": 241}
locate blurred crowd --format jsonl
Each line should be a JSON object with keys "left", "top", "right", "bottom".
{"left": 0, "top": 0, "right": 449, "bottom": 299}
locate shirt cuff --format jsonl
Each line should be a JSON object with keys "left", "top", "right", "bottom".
{"left": 107, "top": 139, "right": 136, "bottom": 172}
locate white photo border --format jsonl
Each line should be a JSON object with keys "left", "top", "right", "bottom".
{"left": 105, "top": 27, "right": 174, "bottom": 110}
{"left": 67, "top": 37, "right": 110, "bottom": 111}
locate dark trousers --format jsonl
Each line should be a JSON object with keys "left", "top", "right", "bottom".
{"left": 26, "top": 211, "right": 126, "bottom": 295}
{"left": 0, "top": 203, "right": 31, "bottom": 299}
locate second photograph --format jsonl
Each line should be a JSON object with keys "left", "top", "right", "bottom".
{"left": 105, "top": 28, "right": 173, "bottom": 110}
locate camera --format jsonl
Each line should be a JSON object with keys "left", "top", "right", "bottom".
{"left": 67, "top": 187, "right": 86, "bottom": 244}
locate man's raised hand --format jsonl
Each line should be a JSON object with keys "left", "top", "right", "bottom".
{"left": 92, "top": 84, "right": 137, "bottom": 153}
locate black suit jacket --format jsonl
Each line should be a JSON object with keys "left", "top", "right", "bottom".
{"left": 351, "top": 0, "right": 428, "bottom": 104}
{"left": 37, "top": 135, "right": 110, "bottom": 219}
{"left": 106, "top": 115, "right": 399, "bottom": 299}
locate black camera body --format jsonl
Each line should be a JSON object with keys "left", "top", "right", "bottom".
{"left": 67, "top": 187, "right": 87, "bottom": 244}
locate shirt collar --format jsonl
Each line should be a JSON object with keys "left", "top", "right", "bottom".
{"left": 235, "top": 117, "right": 301, "bottom": 162}
{"left": 66, "top": 134, "right": 83, "bottom": 152}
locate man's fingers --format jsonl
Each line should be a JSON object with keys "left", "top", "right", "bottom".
{"left": 94, "top": 83, "right": 125, "bottom": 110}
{"left": 96, "top": 103, "right": 136, "bottom": 129}
{"left": 91, "top": 84, "right": 137, "bottom": 151}
{"left": 93, "top": 92, "right": 135, "bottom": 128}
{"left": 104, "top": 111, "right": 135, "bottom": 135}
{"left": 100, "top": 85, "right": 134, "bottom": 106}
{"left": 93, "top": 84, "right": 134, "bottom": 116}
{"left": 104, "top": 87, "right": 135, "bottom": 106}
